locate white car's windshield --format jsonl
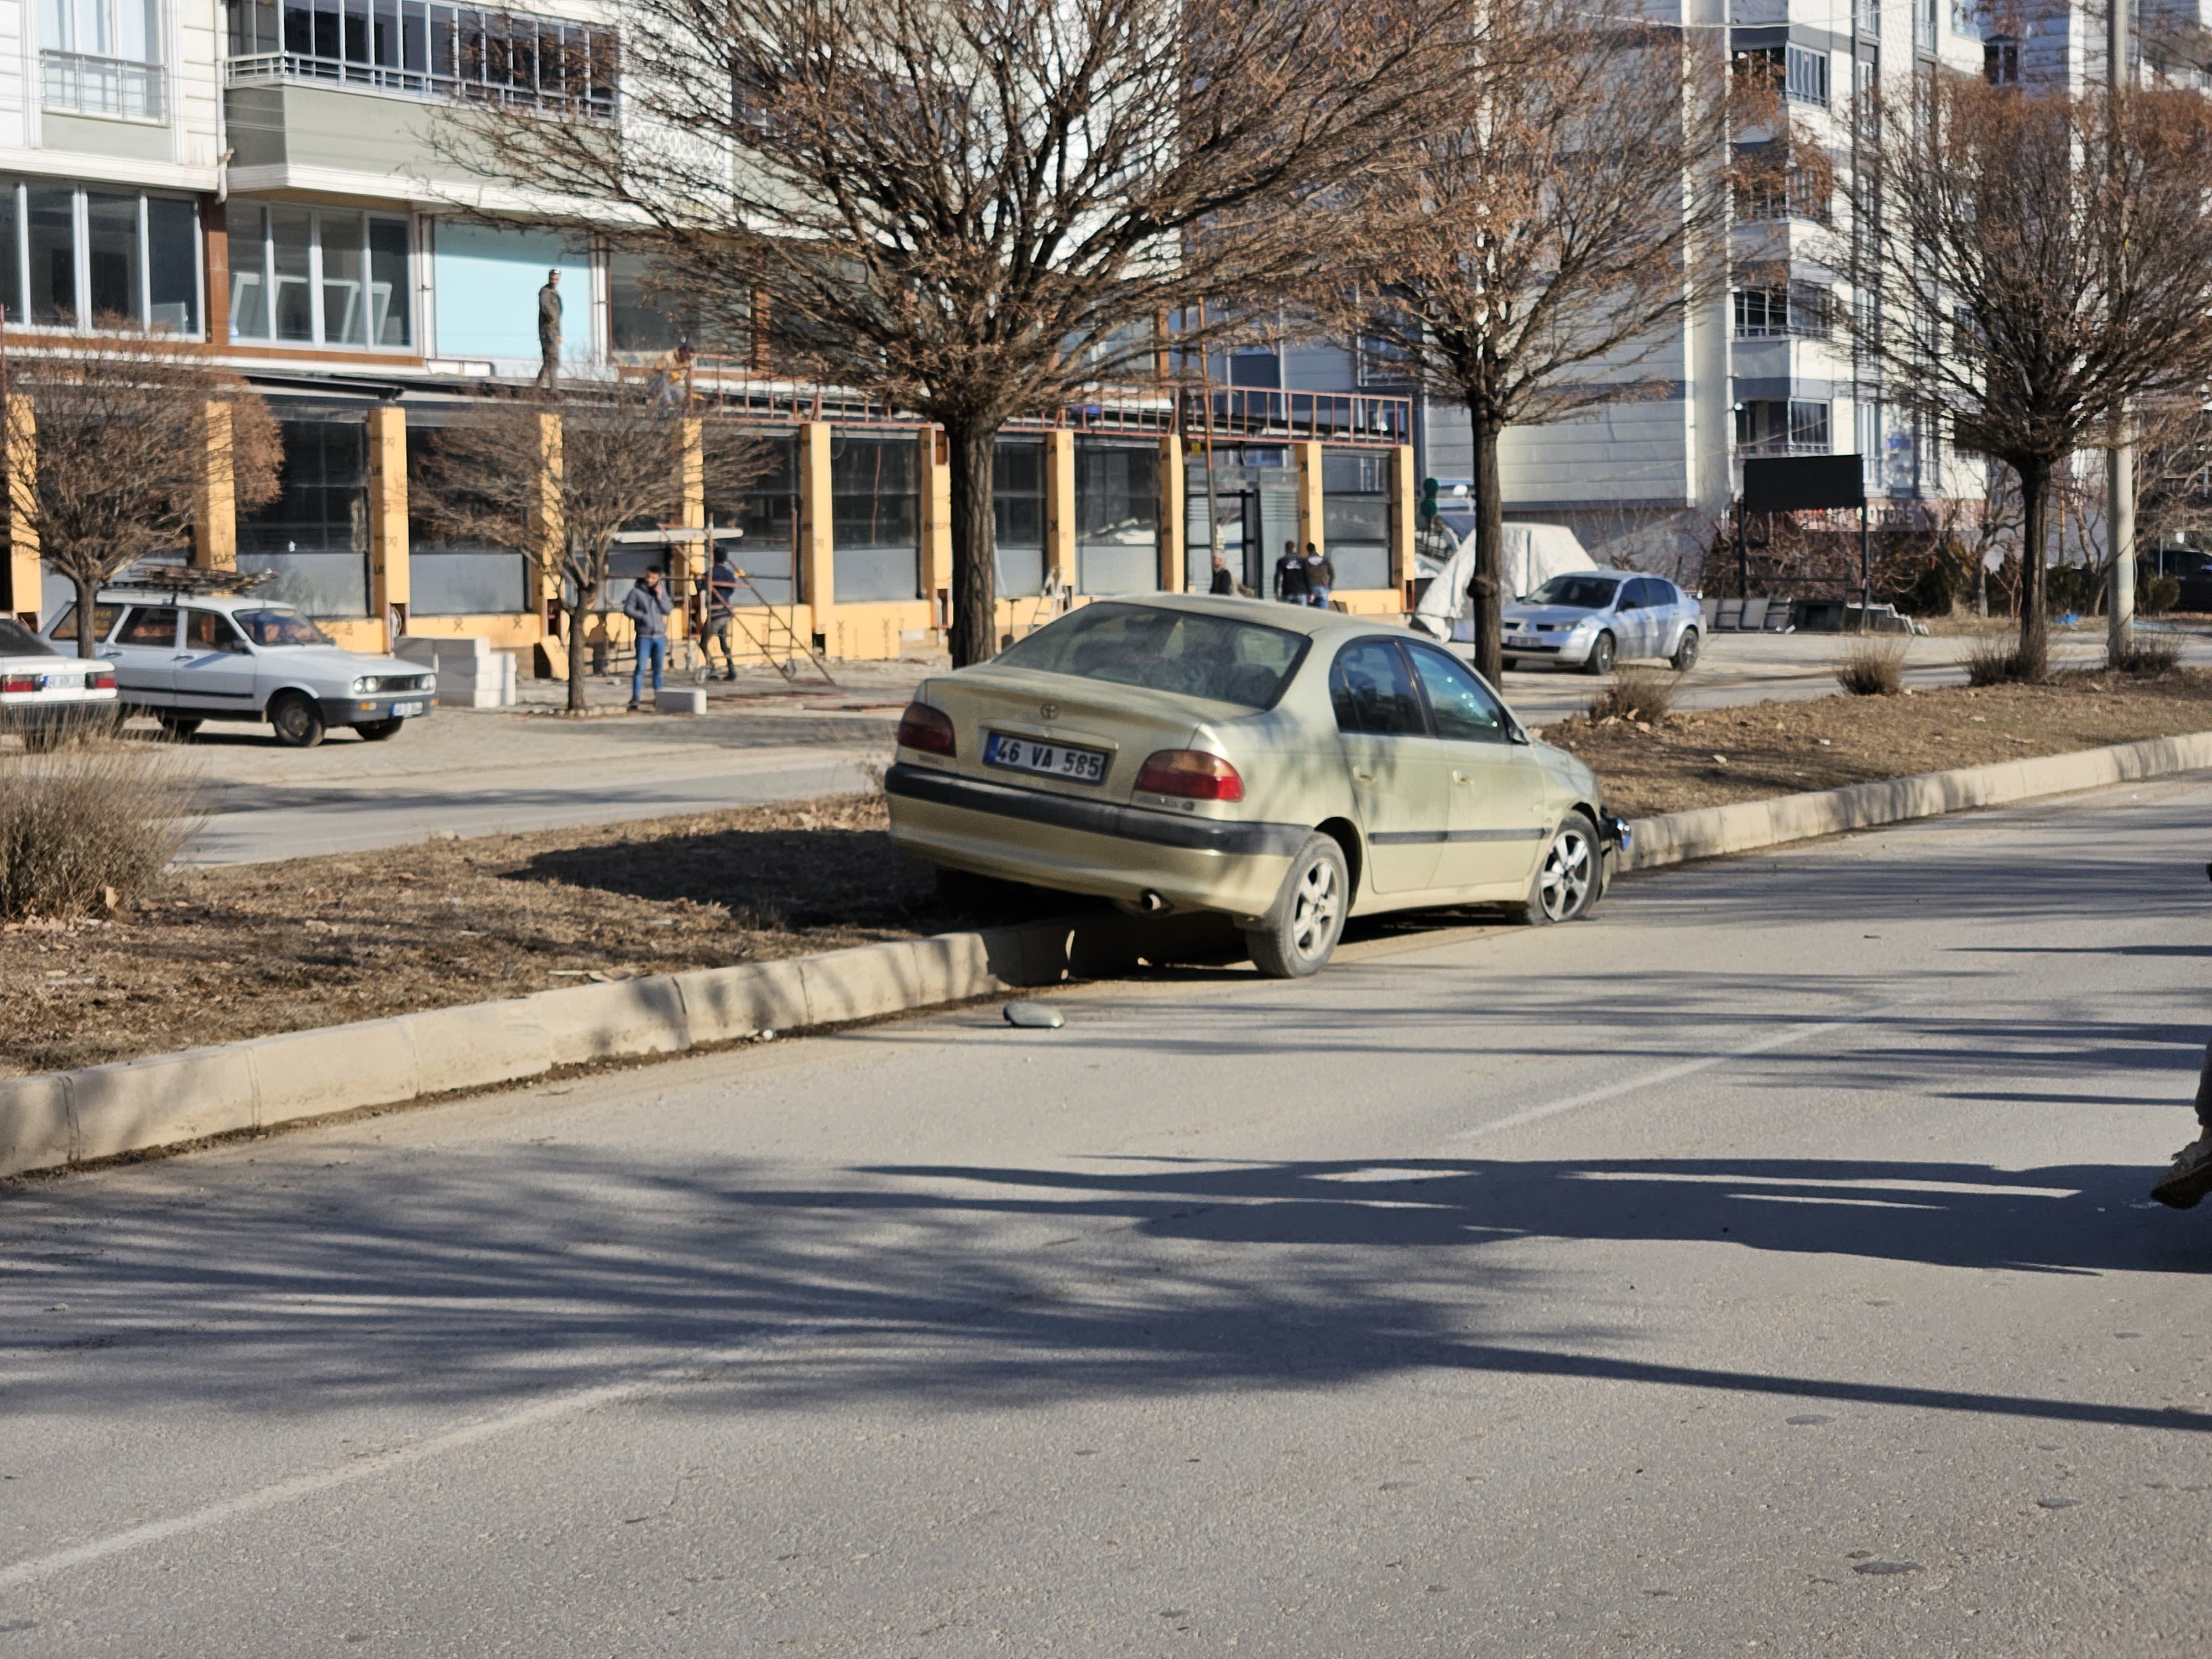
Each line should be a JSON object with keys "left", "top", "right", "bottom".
{"left": 1525, "top": 575, "right": 1622, "bottom": 609}
{"left": 997, "top": 603, "right": 1308, "bottom": 709}
{"left": 234, "top": 608, "right": 333, "bottom": 647}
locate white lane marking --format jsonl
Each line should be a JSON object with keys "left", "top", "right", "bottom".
{"left": 0, "top": 1322, "right": 834, "bottom": 1594}
{"left": 1445, "top": 1001, "right": 1916, "bottom": 1145}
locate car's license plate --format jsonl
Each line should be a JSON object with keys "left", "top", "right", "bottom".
{"left": 1507, "top": 635, "right": 1540, "bottom": 649}
{"left": 983, "top": 731, "right": 1107, "bottom": 784}
{"left": 390, "top": 700, "right": 426, "bottom": 718}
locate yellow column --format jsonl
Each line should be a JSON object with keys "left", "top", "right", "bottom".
{"left": 1388, "top": 441, "right": 1417, "bottom": 602}
{"left": 798, "top": 420, "right": 834, "bottom": 648}
{"left": 529, "top": 410, "right": 567, "bottom": 677}
{"left": 190, "top": 400, "right": 237, "bottom": 570}
{"left": 1156, "top": 432, "right": 1185, "bottom": 593}
{"left": 3, "top": 395, "right": 38, "bottom": 624}
{"left": 1044, "top": 428, "right": 1075, "bottom": 593}
{"left": 919, "top": 426, "right": 952, "bottom": 633}
{"left": 1294, "top": 440, "right": 1326, "bottom": 562}
{"left": 366, "top": 405, "right": 408, "bottom": 645}
{"left": 671, "top": 417, "right": 705, "bottom": 655}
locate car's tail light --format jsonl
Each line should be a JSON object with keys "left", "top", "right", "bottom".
{"left": 1, "top": 675, "right": 34, "bottom": 694}
{"left": 1136, "top": 749, "right": 1244, "bottom": 802}
{"left": 896, "top": 701, "right": 956, "bottom": 758}
{"left": 88, "top": 669, "right": 113, "bottom": 690}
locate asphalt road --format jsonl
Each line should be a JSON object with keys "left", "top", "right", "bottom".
{"left": 6, "top": 776, "right": 2211, "bottom": 1654}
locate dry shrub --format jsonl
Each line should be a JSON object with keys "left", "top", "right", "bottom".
{"left": 2111, "top": 634, "right": 2184, "bottom": 678}
{"left": 0, "top": 740, "right": 201, "bottom": 920}
{"left": 1588, "top": 667, "right": 1677, "bottom": 722}
{"left": 1966, "top": 633, "right": 2049, "bottom": 686}
{"left": 1835, "top": 636, "right": 1908, "bottom": 696}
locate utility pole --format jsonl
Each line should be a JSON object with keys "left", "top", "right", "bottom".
{"left": 2107, "top": 0, "right": 2136, "bottom": 663}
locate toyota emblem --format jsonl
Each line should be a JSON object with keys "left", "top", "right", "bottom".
{"left": 1039, "top": 701, "right": 1059, "bottom": 721}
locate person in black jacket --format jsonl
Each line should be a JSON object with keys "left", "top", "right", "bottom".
{"left": 1274, "top": 540, "right": 1310, "bottom": 604}
{"left": 1209, "top": 553, "right": 1237, "bottom": 594}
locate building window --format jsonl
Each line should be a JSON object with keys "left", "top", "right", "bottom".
{"left": 0, "top": 180, "right": 200, "bottom": 333}
{"left": 40, "top": 0, "right": 164, "bottom": 121}
{"left": 994, "top": 438, "right": 1047, "bottom": 599}
{"left": 1076, "top": 441, "right": 1160, "bottom": 594}
{"left": 1985, "top": 35, "right": 2019, "bottom": 86}
{"left": 1735, "top": 147, "right": 1832, "bottom": 225}
{"left": 1786, "top": 45, "right": 1828, "bottom": 106}
{"left": 1735, "top": 399, "right": 1832, "bottom": 455}
{"left": 226, "top": 0, "right": 617, "bottom": 119}
{"left": 829, "top": 435, "right": 920, "bottom": 603}
{"left": 228, "top": 201, "right": 413, "bottom": 348}
{"left": 237, "top": 418, "right": 372, "bottom": 616}
{"left": 1733, "top": 282, "right": 1831, "bottom": 338}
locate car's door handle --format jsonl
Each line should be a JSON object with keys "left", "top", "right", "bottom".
{"left": 1452, "top": 770, "right": 1471, "bottom": 783}
{"left": 1351, "top": 768, "right": 1375, "bottom": 781}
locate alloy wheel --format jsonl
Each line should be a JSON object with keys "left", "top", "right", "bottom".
{"left": 1537, "top": 826, "right": 1593, "bottom": 921}
{"left": 1288, "top": 857, "right": 1343, "bottom": 961}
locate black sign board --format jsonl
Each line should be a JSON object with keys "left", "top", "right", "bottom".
{"left": 1742, "top": 455, "right": 1866, "bottom": 513}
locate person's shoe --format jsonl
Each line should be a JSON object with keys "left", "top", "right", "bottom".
{"left": 2152, "top": 1136, "right": 2212, "bottom": 1209}
{"left": 624, "top": 699, "right": 640, "bottom": 712}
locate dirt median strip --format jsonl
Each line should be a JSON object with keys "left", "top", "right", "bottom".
{"left": 6, "top": 722, "right": 2211, "bottom": 1182}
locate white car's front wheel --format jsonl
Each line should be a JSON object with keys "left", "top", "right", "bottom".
{"left": 1246, "top": 833, "right": 1349, "bottom": 978}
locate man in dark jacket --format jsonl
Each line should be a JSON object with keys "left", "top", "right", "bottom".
{"left": 1306, "top": 544, "right": 1335, "bottom": 608}
{"left": 702, "top": 551, "right": 741, "bottom": 681}
{"left": 623, "top": 568, "right": 673, "bottom": 709}
{"left": 1209, "top": 553, "right": 1237, "bottom": 595}
{"left": 1274, "top": 540, "right": 1309, "bottom": 604}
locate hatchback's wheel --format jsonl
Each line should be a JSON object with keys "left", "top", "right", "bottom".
{"left": 1246, "top": 832, "right": 1349, "bottom": 978}
{"left": 269, "top": 693, "right": 325, "bottom": 749}
{"left": 1670, "top": 627, "right": 1700, "bottom": 672}
{"left": 356, "top": 718, "right": 404, "bottom": 742}
{"left": 1500, "top": 655, "right": 1520, "bottom": 672}
{"left": 1583, "top": 631, "right": 1617, "bottom": 676}
{"left": 1520, "top": 811, "right": 1603, "bottom": 925}
{"left": 156, "top": 715, "right": 202, "bottom": 741}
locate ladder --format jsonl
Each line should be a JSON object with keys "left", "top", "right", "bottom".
{"left": 723, "top": 569, "right": 837, "bottom": 686}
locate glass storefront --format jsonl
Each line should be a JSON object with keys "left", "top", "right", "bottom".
{"left": 1076, "top": 441, "right": 1159, "bottom": 594}
{"left": 237, "top": 418, "right": 371, "bottom": 617}
{"left": 994, "top": 438, "right": 1046, "bottom": 599}
{"left": 830, "top": 435, "right": 920, "bottom": 603}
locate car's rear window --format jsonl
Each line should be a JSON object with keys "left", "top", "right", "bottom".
{"left": 0, "top": 618, "right": 54, "bottom": 656}
{"left": 997, "top": 603, "right": 1308, "bottom": 709}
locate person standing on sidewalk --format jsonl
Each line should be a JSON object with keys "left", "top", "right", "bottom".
{"left": 702, "top": 550, "right": 741, "bottom": 682}
{"left": 1305, "top": 542, "right": 1334, "bottom": 609}
{"left": 624, "top": 567, "right": 673, "bottom": 709}
{"left": 1209, "top": 552, "right": 1237, "bottom": 596}
{"left": 1274, "top": 539, "right": 1309, "bottom": 605}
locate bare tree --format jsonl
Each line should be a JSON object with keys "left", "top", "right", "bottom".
{"left": 6, "top": 341, "right": 279, "bottom": 658}
{"left": 413, "top": 390, "right": 762, "bottom": 709}
{"left": 454, "top": 0, "right": 1485, "bottom": 665}
{"left": 1319, "top": 0, "right": 1771, "bottom": 682}
{"left": 1845, "top": 77, "right": 2212, "bottom": 676}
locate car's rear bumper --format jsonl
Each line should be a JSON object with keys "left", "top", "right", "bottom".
{"left": 1, "top": 695, "right": 118, "bottom": 731}
{"left": 885, "top": 763, "right": 1304, "bottom": 917}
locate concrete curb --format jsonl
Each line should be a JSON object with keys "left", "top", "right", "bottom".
{"left": 1620, "top": 729, "right": 2212, "bottom": 871}
{"left": 7, "top": 729, "right": 2210, "bottom": 1180}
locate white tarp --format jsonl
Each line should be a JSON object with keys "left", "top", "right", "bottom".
{"left": 1411, "top": 522, "right": 1599, "bottom": 640}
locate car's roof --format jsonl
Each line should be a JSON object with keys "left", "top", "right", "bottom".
{"left": 93, "top": 588, "right": 289, "bottom": 610}
{"left": 1073, "top": 592, "right": 1411, "bottom": 639}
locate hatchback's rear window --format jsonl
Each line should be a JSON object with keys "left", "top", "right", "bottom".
{"left": 997, "top": 603, "right": 1308, "bottom": 709}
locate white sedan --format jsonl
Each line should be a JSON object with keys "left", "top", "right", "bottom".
{"left": 0, "top": 616, "right": 118, "bottom": 750}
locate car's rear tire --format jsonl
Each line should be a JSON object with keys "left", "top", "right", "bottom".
{"left": 356, "top": 718, "right": 404, "bottom": 742}
{"left": 1670, "top": 627, "right": 1700, "bottom": 672}
{"left": 1246, "top": 832, "right": 1349, "bottom": 978}
{"left": 1500, "top": 655, "right": 1520, "bottom": 672}
{"left": 1520, "top": 811, "right": 1602, "bottom": 925}
{"left": 156, "top": 715, "right": 202, "bottom": 741}
{"left": 1583, "top": 632, "right": 1617, "bottom": 676}
{"left": 269, "top": 693, "right": 325, "bottom": 749}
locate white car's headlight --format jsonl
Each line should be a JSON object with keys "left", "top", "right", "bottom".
{"left": 350, "top": 676, "right": 374, "bottom": 694}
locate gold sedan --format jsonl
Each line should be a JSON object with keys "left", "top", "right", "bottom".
{"left": 886, "top": 595, "right": 1625, "bottom": 976}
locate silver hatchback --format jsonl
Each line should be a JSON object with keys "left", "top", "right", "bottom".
{"left": 1501, "top": 572, "right": 1701, "bottom": 676}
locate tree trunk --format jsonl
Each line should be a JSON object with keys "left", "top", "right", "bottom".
{"left": 2016, "top": 457, "right": 2051, "bottom": 679}
{"left": 70, "top": 567, "right": 97, "bottom": 661}
{"left": 946, "top": 415, "right": 998, "bottom": 669}
{"left": 567, "top": 571, "right": 592, "bottom": 712}
{"left": 1468, "top": 408, "right": 1506, "bottom": 685}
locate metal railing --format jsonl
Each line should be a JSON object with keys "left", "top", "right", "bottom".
{"left": 41, "top": 50, "right": 164, "bottom": 121}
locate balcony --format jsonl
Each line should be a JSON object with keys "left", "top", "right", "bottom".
{"left": 42, "top": 50, "right": 165, "bottom": 122}
{"left": 225, "top": 1, "right": 616, "bottom": 121}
